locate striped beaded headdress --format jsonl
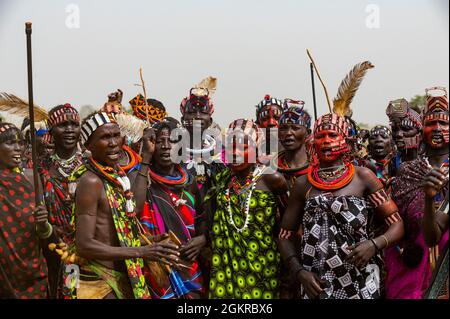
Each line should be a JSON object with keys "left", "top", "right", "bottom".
{"left": 279, "top": 99, "right": 311, "bottom": 129}
{"left": 423, "top": 87, "right": 449, "bottom": 120}
{"left": 48, "top": 103, "right": 80, "bottom": 128}
{"left": 80, "top": 112, "right": 117, "bottom": 145}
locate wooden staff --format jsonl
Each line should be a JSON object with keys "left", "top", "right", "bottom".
{"left": 139, "top": 68, "right": 150, "bottom": 125}
{"left": 310, "top": 62, "right": 318, "bottom": 121}
{"left": 25, "top": 22, "right": 40, "bottom": 205}
{"left": 307, "top": 49, "right": 332, "bottom": 114}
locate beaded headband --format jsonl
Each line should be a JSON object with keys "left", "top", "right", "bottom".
{"left": 369, "top": 125, "right": 392, "bottom": 138}
{"left": 279, "top": 99, "right": 311, "bottom": 129}
{"left": 255, "top": 95, "right": 283, "bottom": 120}
{"left": 0, "top": 123, "right": 14, "bottom": 134}
{"left": 314, "top": 113, "right": 349, "bottom": 138}
{"left": 180, "top": 88, "right": 215, "bottom": 116}
{"left": 48, "top": 103, "right": 80, "bottom": 128}
{"left": 228, "top": 119, "right": 262, "bottom": 146}
{"left": 423, "top": 87, "right": 449, "bottom": 121}
{"left": 80, "top": 112, "right": 117, "bottom": 145}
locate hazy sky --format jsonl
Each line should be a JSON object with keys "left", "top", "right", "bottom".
{"left": 1, "top": 0, "right": 448, "bottom": 128}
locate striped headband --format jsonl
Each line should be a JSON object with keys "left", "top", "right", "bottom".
{"left": 48, "top": 104, "right": 80, "bottom": 128}
{"left": 80, "top": 112, "right": 117, "bottom": 145}
{"left": 279, "top": 99, "right": 311, "bottom": 129}
{"left": 228, "top": 119, "right": 262, "bottom": 146}
{"left": 314, "top": 113, "right": 349, "bottom": 138}
{"left": 256, "top": 95, "right": 283, "bottom": 119}
{"left": 423, "top": 87, "right": 449, "bottom": 119}
{"left": 0, "top": 123, "right": 14, "bottom": 134}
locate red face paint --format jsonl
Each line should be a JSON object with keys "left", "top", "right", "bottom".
{"left": 423, "top": 113, "right": 449, "bottom": 148}
{"left": 258, "top": 105, "right": 283, "bottom": 129}
{"left": 228, "top": 134, "right": 257, "bottom": 172}
{"left": 314, "top": 129, "right": 348, "bottom": 163}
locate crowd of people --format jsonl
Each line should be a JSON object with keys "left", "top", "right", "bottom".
{"left": 0, "top": 73, "right": 448, "bottom": 300}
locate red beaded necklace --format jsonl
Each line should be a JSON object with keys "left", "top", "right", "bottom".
{"left": 307, "top": 161, "right": 355, "bottom": 190}
{"left": 148, "top": 165, "right": 188, "bottom": 186}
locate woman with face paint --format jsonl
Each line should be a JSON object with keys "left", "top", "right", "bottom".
{"left": 255, "top": 95, "right": 284, "bottom": 163}
{"left": 0, "top": 123, "right": 55, "bottom": 298}
{"left": 205, "top": 119, "right": 288, "bottom": 299}
{"left": 385, "top": 87, "right": 449, "bottom": 299}
{"left": 279, "top": 113, "right": 404, "bottom": 299}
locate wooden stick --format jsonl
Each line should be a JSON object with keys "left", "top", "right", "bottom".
{"left": 139, "top": 68, "right": 150, "bottom": 125}
{"left": 310, "top": 62, "right": 318, "bottom": 121}
{"left": 25, "top": 22, "right": 41, "bottom": 205}
{"left": 307, "top": 49, "right": 332, "bottom": 114}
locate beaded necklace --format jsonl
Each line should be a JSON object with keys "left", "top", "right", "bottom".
{"left": 273, "top": 151, "right": 309, "bottom": 176}
{"left": 51, "top": 151, "right": 82, "bottom": 178}
{"left": 88, "top": 157, "right": 135, "bottom": 216}
{"left": 225, "top": 165, "right": 265, "bottom": 233}
{"left": 307, "top": 161, "right": 355, "bottom": 191}
{"left": 119, "top": 145, "right": 142, "bottom": 172}
{"left": 148, "top": 165, "right": 188, "bottom": 186}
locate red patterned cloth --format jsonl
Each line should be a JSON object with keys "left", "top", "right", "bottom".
{"left": 0, "top": 169, "right": 48, "bottom": 298}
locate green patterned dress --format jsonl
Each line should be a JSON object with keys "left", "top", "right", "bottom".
{"left": 208, "top": 169, "right": 281, "bottom": 299}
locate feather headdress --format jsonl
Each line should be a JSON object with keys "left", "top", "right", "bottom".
{"left": 115, "top": 112, "right": 151, "bottom": 144}
{"left": 191, "top": 76, "right": 217, "bottom": 97}
{"left": 332, "top": 61, "right": 374, "bottom": 118}
{"left": 0, "top": 92, "right": 48, "bottom": 121}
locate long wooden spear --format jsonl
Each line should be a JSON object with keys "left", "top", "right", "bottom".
{"left": 307, "top": 49, "right": 332, "bottom": 114}
{"left": 25, "top": 22, "right": 40, "bottom": 205}
{"left": 310, "top": 62, "right": 318, "bottom": 121}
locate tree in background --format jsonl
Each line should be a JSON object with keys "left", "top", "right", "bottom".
{"left": 409, "top": 94, "right": 426, "bottom": 114}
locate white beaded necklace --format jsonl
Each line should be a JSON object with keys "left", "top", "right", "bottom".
{"left": 225, "top": 165, "right": 265, "bottom": 233}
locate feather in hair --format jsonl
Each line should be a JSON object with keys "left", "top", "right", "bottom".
{"left": 332, "top": 61, "right": 374, "bottom": 118}
{"left": 115, "top": 112, "right": 150, "bottom": 144}
{"left": 0, "top": 92, "right": 48, "bottom": 121}
{"left": 192, "top": 76, "right": 217, "bottom": 97}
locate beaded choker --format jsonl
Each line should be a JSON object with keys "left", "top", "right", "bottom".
{"left": 148, "top": 165, "right": 189, "bottom": 187}
{"left": 51, "top": 152, "right": 82, "bottom": 178}
{"left": 273, "top": 151, "right": 309, "bottom": 176}
{"left": 119, "top": 145, "right": 142, "bottom": 173}
{"left": 307, "top": 161, "right": 355, "bottom": 190}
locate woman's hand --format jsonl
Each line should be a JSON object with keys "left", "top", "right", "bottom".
{"left": 297, "top": 270, "right": 326, "bottom": 299}
{"left": 345, "top": 240, "right": 377, "bottom": 268}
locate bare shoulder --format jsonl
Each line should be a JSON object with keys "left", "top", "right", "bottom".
{"left": 262, "top": 171, "right": 288, "bottom": 195}
{"left": 355, "top": 165, "right": 382, "bottom": 192}
{"left": 76, "top": 171, "right": 104, "bottom": 195}
{"left": 355, "top": 165, "right": 377, "bottom": 179}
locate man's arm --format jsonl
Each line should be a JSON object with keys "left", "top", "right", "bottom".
{"left": 75, "top": 172, "right": 180, "bottom": 263}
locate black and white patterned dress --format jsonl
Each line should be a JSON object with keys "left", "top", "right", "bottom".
{"left": 301, "top": 193, "right": 381, "bottom": 299}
